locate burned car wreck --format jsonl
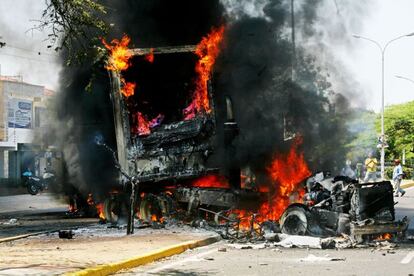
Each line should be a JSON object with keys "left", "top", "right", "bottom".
{"left": 280, "top": 172, "right": 409, "bottom": 242}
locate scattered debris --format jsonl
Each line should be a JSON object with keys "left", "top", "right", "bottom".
{"left": 218, "top": 247, "right": 227, "bottom": 252}
{"left": 300, "top": 254, "right": 345, "bottom": 262}
{"left": 229, "top": 243, "right": 268, "bottom": 250}
{"left": 58, "top": 230, "right": 74, "bottom": 239}
{"left": 275, "top": 234, "right": 322, "bottom": 249}
{"left": 1, "top": 218, "right": 18, "bottom": 225}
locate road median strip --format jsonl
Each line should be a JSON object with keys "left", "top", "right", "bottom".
{"left": 401, "top": 181, "right": 414, "bottom": 189}
{"left": 64, "top": 235, "right": 220, "bottom": 276}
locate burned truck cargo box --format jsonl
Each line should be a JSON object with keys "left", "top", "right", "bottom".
{"left": 109, "top": 45, "right": 220, "bottom": 185}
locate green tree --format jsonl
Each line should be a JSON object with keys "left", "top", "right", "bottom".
{"left": 377, "top": 101, "right": 414, "bottom": 162}
{"left": 36, "top": 0, "right": 108, "bottom": 64}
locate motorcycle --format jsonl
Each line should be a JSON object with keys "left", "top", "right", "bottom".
{"left": 22, "top": 169, "right": 55, "bottom": 195}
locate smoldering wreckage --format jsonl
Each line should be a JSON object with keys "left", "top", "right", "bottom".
{"left": 41, "top": 1, "right": 408, "bottom": 249}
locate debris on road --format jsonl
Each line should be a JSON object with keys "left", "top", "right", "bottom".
{"left": 299, "top": 254, "right": 346, "bottom": 262}
{"left": 1, "top": 218, "right": 18, "bottom": 225}
{"left": 275, "top": 234, "right": 322, "bottom": 249}
{"left": 58, "top": 230, "right": 74, "bottom": 239}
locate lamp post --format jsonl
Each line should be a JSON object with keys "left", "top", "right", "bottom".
{"left": 353, "top": 32, "right": 414, "bottom": 180}
{"left": 395, "top": 75, "right": 414, "bottom": 85}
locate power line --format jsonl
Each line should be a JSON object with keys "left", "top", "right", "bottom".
{"left": 0, "top": 52, "right": 60, "bottom": 63}
{"left": 5, "top": 44, "right": 59, "bottom": 57}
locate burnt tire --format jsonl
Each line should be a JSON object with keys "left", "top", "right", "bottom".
{"left": 103, "top": 197, "right": 126, "bottom": 224}
{"left": 139, "top": 194, "right": 171, "bottom": 223}
{"left": 27, "top": 183, "right": 39, "bottom": 195}
{"left": 279, "top": 204, "right": 309, "bottom": 235}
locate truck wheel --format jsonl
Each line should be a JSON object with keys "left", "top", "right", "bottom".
{"left": 139, "top": 194, "right": 170, "bottom": 223}
{"left": 27, "top": 183, "right": 39, "bottom": 195}
{"left": 103, "top": 197, "right": 125, "bottom": 224}
{"left": 279, "top": 204, "right": 309, "bottom": 235}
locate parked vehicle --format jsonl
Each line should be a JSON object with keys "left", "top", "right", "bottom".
{"left": 22, "top": 169, "right": 55, "bottom": 195}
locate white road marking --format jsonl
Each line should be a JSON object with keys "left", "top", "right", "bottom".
{"left": 144, "top": 246, "right": 218, "bottom": 274}
{"left": 401, "top": 251, "right": 414, "bottom": 264}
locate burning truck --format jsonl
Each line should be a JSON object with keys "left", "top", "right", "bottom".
{"left": 69, "top": 26, "right": 408, "bottom": 242}
{"left": 98, "top": 27, "right": 273, "bottom": 228}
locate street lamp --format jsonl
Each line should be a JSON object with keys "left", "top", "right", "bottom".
{"left": 353, "top": 32, "right": 414, "bottom": 180}
{"left": 395, "top": 75, "right": 414, "bottom": 85}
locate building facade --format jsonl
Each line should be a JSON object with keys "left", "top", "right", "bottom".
{"left": 0, "top": 76, "right": 53, "bottom": 180}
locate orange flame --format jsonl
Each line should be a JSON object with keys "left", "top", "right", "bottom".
{"left": 95, "top": 203, "right": 105, "bottom": 220}
{"left": 86, "top": 193, "right": 105, "bottom": 220}
{"left": 102, "top": 35, "right": 132, "bottom": 71}
{"left": 131, "top": 112, "right": 164, "bottom": 136}
{"left": 230, "top": 137, "right": 311, "bottom": 229}
{"left": 191, "top": 175, "right": 230, "bottom": 189}
{"left": 68, "top": 203, "right": 77, "bottom": 213}
{"left": 184, "top": 26, "right": 225, "bottom": 120}
{"left": 102, "top": 35, "right": 136, "bottom": 97}
{"left": 151, "top": 214, "right": 158, "bottom": 222}
{"left": 145, "top": 48, "right": 154, "bottom": 63}
{"left": 120, "top": 79, "right": 136, "bottom": 97}
{"left": 375, "top": 233, "right": 392, "bottom": 241}
{"left": 260, "top": 136, "right": 311, "bottom": 221}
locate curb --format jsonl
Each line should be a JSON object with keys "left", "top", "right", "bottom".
{"left": 64, "top": 235, "right": 220, "bottom": 276}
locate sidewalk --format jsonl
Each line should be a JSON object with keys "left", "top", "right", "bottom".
{"left": 0, "top": 225, "right": 217, "bottom": 275}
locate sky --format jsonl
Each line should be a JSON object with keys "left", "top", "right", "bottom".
{"left": 0, "top": 0, "right": 61, "bottom": 90}
{"left": 0, "top": 0, "right": 414, "bottom": 111}
{"left": 344, "top": 0, "right": 414, "bottom": 111}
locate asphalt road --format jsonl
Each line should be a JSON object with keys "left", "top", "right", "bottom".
{"left": 394, "top": 186, "right": 414, "bottom": 233}
{"left": 121, "top": 241, "right": 414, "bottom": 276}
{"left": 122, "top": 187, "right": 414, "bottom": 276}
{"left": 0, "top": 193, "right": 96, "bottom": 239}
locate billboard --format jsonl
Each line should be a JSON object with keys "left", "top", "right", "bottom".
{"left": 8, "top": 98, "right": 32, "bottom": 129}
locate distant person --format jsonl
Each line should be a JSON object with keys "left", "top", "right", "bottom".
{"left": 393, "top": 159, "right": 405, "bottom": 197}
{"left": 364, "top": 152, "right": 378, "bottom": 182}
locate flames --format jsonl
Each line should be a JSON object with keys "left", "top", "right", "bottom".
{"left": 95, "top": 203, "right": 105, "bottom": 221}
{"left": 131, "top": 112, "right": 164, "bottom": 136}
{"left": 86, "top": 193, "right": 106, "bottom": 220}
{"left": 260, "top": 137, "right": 311, "bottom": 221}
{"left": 375, "top": 233, "right": 392, "bottom": 241}
{"left": 103, "top": 27, "right": 224, "bottom": 137}
{"left": 102, "top": 35, "right": 136, "bottom": 97}
{"left": 191, "top": 175, "right": 230, "bottom": 189}
{"left": 184, "top": 26, "right": 225, "bottom": 120}
{"left": 187, "top": 137, "right": 310, "bottom": 230}
{"left": 234, "top": 137, "right": 310, "bottom": 229}
{"left": 145, "top": 48, "right": 154, "bottom": 63}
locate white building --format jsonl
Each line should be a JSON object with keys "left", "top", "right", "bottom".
{"left": 0, "top": 76, "right": 53, "bottom": 179}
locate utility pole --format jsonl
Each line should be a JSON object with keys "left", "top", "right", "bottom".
{"left": 353, "top": 32, "right": 414, "bottom": 179}
{"left": 291, "top": 0, "right": 296, "bottom": 81}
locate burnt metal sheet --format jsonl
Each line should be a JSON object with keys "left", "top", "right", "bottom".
{"left": 130, "top": 45, "right": 197, "bottom": 56}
